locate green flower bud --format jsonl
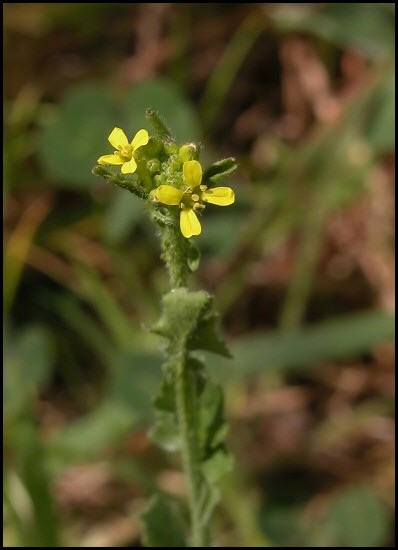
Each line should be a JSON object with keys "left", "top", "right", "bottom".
{"left": 168, "top": 154, "right": 182, "bottom": 171}
{"left": 147, "top": 159, "right": 161, "bottom": 174}
{"left": 163, "top": 139, "right": 179, "bottom": 156}
{"left": 145, "top": 109, "right": 172, "bottom": 140}
{"left": 154, "top": 174, "right": 166, "bottom": 186}
{"left": 143, "top": 136, "right": 163, "bottom": 158}
{"left": 179, "top": 143, "right": 199, "bottom": 162}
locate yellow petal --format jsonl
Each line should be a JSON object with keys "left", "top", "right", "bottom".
{"left": 202, "top": 187, "right": 235, "bottom": 206}
{"left": 97, "top": 154, "right": 123, "bottom": 165}
{"left": 108, "top": 127, "right": 128, "bottom": 149}
{"left": 180, "top": 208, "right": 201, "bottom": 238}
{"left": 131, "top": 129, "right": 149, "bottom": 151}
{"left": 155, "top": 185, "right": 184, "bottom": 205}
{"left": 183, "top": 160, "right": 202, "bottom": 189}
{"left": 121, "top": 158, "right": 137, "bottom": 174}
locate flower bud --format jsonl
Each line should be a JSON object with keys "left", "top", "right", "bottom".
{"left": 179, "top": 143, "right": 199, "bottom": 162}
{"left": 163, "top": 139, "right": 179, "bottom": 156}
{"left": 154, "top": 174, "right": 166, "bottom": 186}
{"left": 139, "top": 136, "right": 162, "bottom": 158}
{"left": 147, "top": 159, "right": 161, "bottom": 174}
{"left": 168, "top": 154, "right": 182, "bottom": 171}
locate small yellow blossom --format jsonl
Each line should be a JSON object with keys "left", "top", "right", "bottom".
{"left": 154, "top": 160, "right": 235, "bottom": 238}
{"left": 98, "top": 127, "right": 149, "bottom": 174}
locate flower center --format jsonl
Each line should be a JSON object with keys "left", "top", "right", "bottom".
{"left": 118, "top": 145, "right": 132, "bottom": 159}
{"left": 180, "top": 186, "right": 206, "bottom": 211}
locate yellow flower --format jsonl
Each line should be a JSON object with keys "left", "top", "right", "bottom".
{"left": 97, "top": 127, "right": 149, "bottom": 174}
{"left": 154, "top": 160, "right": 235, "bottom": 238}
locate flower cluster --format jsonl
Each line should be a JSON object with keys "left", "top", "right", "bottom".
{"left": 154, "top": 160, "right": 234, "bottom": 238}
{"left": 97, "top": 126, "right": 235, "bottom": 239}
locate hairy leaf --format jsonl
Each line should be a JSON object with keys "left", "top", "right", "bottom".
{"left": 148, "top": 411, "right": 180, "bottom": 452}
{"left": 204, "top": 157, "right": 238, "bottom": 185}
{"left": 201, "top": 448, "right": 234, "bottom": 484}
{"left": 198, "top": 383, "right": 227, "bottom": 456}
{"left": 153, "top": 288, "right": 231, "bottom": 358}
{"left": 188, "top": 310, "right": 231, "bottom": 358}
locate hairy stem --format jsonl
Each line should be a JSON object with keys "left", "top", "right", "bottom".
{"left": 175, "top": 353, "right": 207, "bottom": 547}
{"left": 160, "top": 221, "right": 207, "bottom": 545}
{"left": 92, "top": 165, "right": 149, "bottom": 200}
{"left": 160, "top": 211, "right": 189, "bottom": 288}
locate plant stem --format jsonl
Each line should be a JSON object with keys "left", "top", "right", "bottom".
{"left": 160, "top": 221, "right": 207, "bottom": 545}
{"left": 161, "top": 212, "right": 189, "bottom": 288}
{"left": 175, "top": 352, "right": 207, "bottom": 547}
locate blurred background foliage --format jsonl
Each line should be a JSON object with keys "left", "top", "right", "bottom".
{"left": 3, "top": 3, "right": 394, "bottom": 547}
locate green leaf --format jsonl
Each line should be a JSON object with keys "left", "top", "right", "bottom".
{"left": 324, "top": 485, "right": 390, "bottom": 547}
{"left": 152, "top": 375, "right": 176, "bottom": 413}
{"left": 148, "top": 411, "right": 180, "bottom": 452}
{"left": 197, "top": 382, "right": 233, "bottom": 486}
{"left": 207, "top": 310, "right": 395, "bottom": 376}
{"left": 4, "top": 326, "right": 54, "bottom": 420}
{"left": 153, "top": 288, "right": 231, "bottom": 358}
{"left": 198, "top": 382, "right": 228, "bottom": 456}
{"left": 204, "top": 157, "right": 238, "bottom": 185}
{"left": 15, "top": 326, "right": 54, "bottom": 390}
{"left": 47, "top": 401, "right": 136, "bottom": 466}
{"left": 201, "top": 448, "right": 234, "bottom": 484}
{"left": 11, "top": 421, "right": 61, "bottom": 547}
{"left": 188, "top": 309, "right": 231, "bottom": 358}
{"left": 38, "top": 83, "right": 117, "bottom": 187}
{"left": 150, "top": 376, "right": 180, "bottom": 451}
{"left": 152, "top": 288, "right": 211, "bottom": 346}
{"left": 141, "top": 495, "right": 187, "bottom": 547}
{"left": 149, "top": 361, "right": 204, "bottom": 452}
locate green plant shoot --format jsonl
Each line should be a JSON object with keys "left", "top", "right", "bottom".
{"left": 93, "top": 109, "right": 237, "bottom": 547}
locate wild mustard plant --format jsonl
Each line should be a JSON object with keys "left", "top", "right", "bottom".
{"left": 93, "top": 110, "right": 237, "bottom": 547}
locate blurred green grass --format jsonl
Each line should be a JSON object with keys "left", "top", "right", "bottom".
{"left": 4, "top": 3, "right": 394, "bottom": 547}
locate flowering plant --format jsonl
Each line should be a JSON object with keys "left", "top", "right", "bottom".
{"left": 93, "top": 110, "right": 237, "bottom": 547}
